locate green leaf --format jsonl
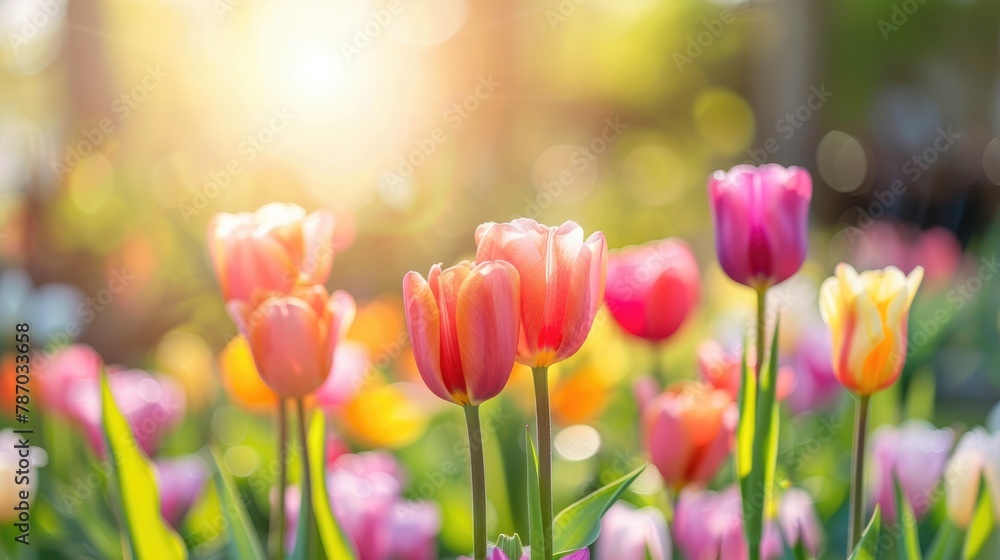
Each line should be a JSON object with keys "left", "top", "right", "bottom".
{"left": 793, "top": 538, "right": 810, "bottom": 560}
{"left": 962, "top": 476, "right": 995, "bottom": 560}
{"left": 526, "top": 428, "right": 544, "bottom": 560}
{"left": 208, "top": 446, "right": 266, "bottom": 559}
{"left": 927, "top": 519, "right": 962, "bottom": 560}
{"left": 893, "top": 476, "right": 922, "bottom": 560}
{"left": 736, "top": 329, "right": 757, "bottom": 485}
{"left": 99, "top": 372, "right": 187, "bottom": 559}
{"left": 293, "top": 410, "right": 357, "bottom": 560}
{"left": 760, "top": 317, "right": 782, "bottom": 515}
{"left": 551, "top": 464, "right": 646, "bottom": 557}
{"left": 745, "top": 318, "right": 782, "bottom": 554}
{"left": 496, "top": 533, "right": 524, "bottom": 560}
{"left": 849, "top": 506, "right": 882, "bottom": 560}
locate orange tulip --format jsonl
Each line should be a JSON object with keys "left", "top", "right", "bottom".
{"left": 475, "top": 219, "right": 607, "bottom": 367}
{"left": 644, "top": 381, "right": 737, "bottom": 490}
{"left": 819, "top": 263, "right": 923, "bottom": 395}
{"left": 228, "top": 285, "right": 355, "bottom": 398}
{"left": 208, "top": 203, "right": 336, "bottom": 302}
{"left": 402, "top": 260, "right": 520, "bottom": 406}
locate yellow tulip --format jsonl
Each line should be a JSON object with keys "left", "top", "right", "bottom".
{"left": 819, "top": 263, "right": 923, "bottom": 395}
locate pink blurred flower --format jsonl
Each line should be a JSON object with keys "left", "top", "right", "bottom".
{"left": 852, "top": 221, "right": 962, "bottom": 287}
{"left": 708, "top": 165, "right": 812, "bottom": 289}
{"left": 870, "top": 420, "right": 954, "bottom": 522}
{"left": 313, "top": 341, "right": 371, "bottom": 408}
{"left": 786, "top": 326, "right": 841, "bottom": 415}
{"left": 632, "top": 375, "right": 660, "bottom": 416}
{"left": 475, "top": 219, "right": 606, "bottom": 368}
{"left": 696, "top": 340, "right": 794, "bottom": 403}
{"left": 776, "top": 488, "right": 823, "bottom": 557}
{"left": 604, "top": 238, "right": 700, "bottom": 343}
{"left": 945, "top": 428, "right": 1000, "bottom": 528}
{"left": 155, "top": 456, "right": 208, "bottom": 529}
{"left": 403, "top": 260, "right": 520, "bottom": 406}
{"left": 39, "top": 346, "right": 184, "bottom": 457}
{"left": 207, "top": 203, "right": 336, "bottom": 302}
{"left": 478, "top": 547, "right": 589, "bottom": 560}
{"left": 228, "top": 285, "right": 356, "bottom": 398}
{"left": 286, "top": 451, "right": 440, "bottom": 560}
{"left": 673, "top": 485, "right": 746, "bottom": 560}
{"left": 644, "top": 381, "right": 737, "bottom": 490}
{"left": 596, "top": 502, "right": 672, "bottom": 560}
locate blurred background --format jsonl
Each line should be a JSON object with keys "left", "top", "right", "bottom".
{"left": 1, "top": 0, "right": 999, "bottom": 558}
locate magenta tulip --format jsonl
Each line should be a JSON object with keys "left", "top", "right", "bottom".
{"left": 708, "top": 164, "right": 812, "bottom": 289}
{"left": 155, "top": 456, "right": 209, "bottom": 529}
{"left": 604, "top": 238, "right": 700, "bottom": 343}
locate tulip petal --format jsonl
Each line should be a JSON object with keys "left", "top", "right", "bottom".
{"left": 301, "top": 210, "right": 337, "bottom": 285}
{"left": 402, "top": 271, "right": 449, "bottom": 403}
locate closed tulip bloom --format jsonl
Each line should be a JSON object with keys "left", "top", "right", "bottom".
{"left": 819, "top": 263, "right": 923, "bottom": 395}
{"left": 155, "top": 456, "right": 209, "bottom": 529}
{"left": 708, "top": 165, "right": 812, "bottom": 289}
{"left": 870, "top": 420, "right": 953, "bottom": 522}
{"left": 604, "top": 238, "right": 700, "bottom": 343}
{"left": 673, "top": 485, "right": 746, "bottom": 560}
{"left": 208, "top": 203, "right": 336, "bottom": 302}
{"left": 228, "top": 285, "right": 356, "bottom": 398}
{"left": 596, "top": 502, "right": 672, "bottom": 560}
{"left": 944, "top": 428, "right": 1000, "bottom": 528}
{"left": 644, "top": 381, "right": 737, "bottom": 490}
{"left": 403, "top": 260, "right": 520, "bottom": 406}
{"left": 475, "top": 219, "right": 606, "bottom": 367}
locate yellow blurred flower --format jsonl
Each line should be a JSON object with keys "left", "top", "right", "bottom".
{"left": 155, "top": 329, "right": 219, "bottom": 410}
{"left": 348, "top": 295, "right": 406, "bottom": 355}
{"left": 819, "top": 263, "right": 923, "bottom": 395}
{"left": 218, "top": 335, "right": 277, "bottom": 411}
{"left": 338, "top": 382, "right": 429, "bottom": 448}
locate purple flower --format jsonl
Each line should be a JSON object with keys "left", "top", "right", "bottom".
{"left": 155, "top": 455, "right": 208, "bottom": 528}
{"left": 596, "top": 502, "right": 671, "bottom": 560}
{"left": 870, "top": 420, "right": 953, "bottom": 522}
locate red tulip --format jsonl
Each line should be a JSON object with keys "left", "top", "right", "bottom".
{"left": 604, "top": 238, "right": 700, "bottom": 343}
{"left": 228, "top": 285, "right": 356, "bottom": 398}
{"left": 208, "top": 203, "right": 336, "bottom": 302}
{"left": 403, "top": 260, "right": 520, "bottom": 406}
{"left": 644, "top": 381, "right": 736, "bottom": 490}
{"left": 475, "top": 219, "right": 606, "bottom": 367}
{"left": 708, "top": 165, "right": 812, "bottom": 289}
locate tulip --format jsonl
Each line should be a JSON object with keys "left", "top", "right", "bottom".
{"left": 155, "top": 456, "right": 209, "bottom": 529}
{"left": 402, "top": 261, "right": 520, "bottom": 406}
{"left": 869, "top": 420, "right": 953, "bottom": 522}
{"left": 596, "top": 503, "right": 671, "bottom": 560}
{"left": 696, "top": 340, "right": 794, "bottom": 403}
{"left": 604, "top": 238, "right": 700, "bottom": 343}
{"left": 944, "top": 428, "right": 1000, "bottom": 528}
{"left": 820, "top": 263, "right": 924, "bottom": 549}
{"left": 0, "top": 429, "right": 46, "bottom": 523}
{"left": 707, "top": 165, "right": 812, "bottom": 289}
{"left": 37, "top": 343, "right": 103, "bottom": 413}
{"left": 776, "top": 488, "right": 824, "bottom": 557}
{"left": 228, "top": 285, "right": 356, "bottom": 399}
{"left": 481, "top": 549, "right": 589, "bottom": 560}
{"left": 819, "top": 263, "right": 924, "bottom": 396}
{"left": 673, "top": 485, "right": 747, "bottom": 560}
{"left": 475, "top": 218, "right": 606, "bottom": 560}
{"left": 644, "top": 381, "right": 737, "bottom": 490}
{"left": 208, "top": 203, "right": 336, "bottom": 302}
{"left": 403, "top": 259, "right": 520, "bottom": 560}
{"left": 786, "top": 326, "right": 841, "bottom": 415}
{"left": 474, "top": 219, "right": 606, "bottom": 368}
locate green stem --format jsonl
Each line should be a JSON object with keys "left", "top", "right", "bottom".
{"left": 464, "top": 405, "right": 487, "bottom": 560}
{"left": 532, "top": 366, "right": 553, "bottom": 560}
{"left": 274, "top": 399, "right": 287, "bottom": 560}
{"left": 295, "top": 399, "right": 312, "bottom": 559}
{"left": 748, "top": 287, "right": 767, "bottom": 560}
{"left": 848, "top": 395, "right": 871, "bottom": 551}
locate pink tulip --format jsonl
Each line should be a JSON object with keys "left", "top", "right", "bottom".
{"left": 285, "top": 452, "right": 441, "bottom": 560}
{"left": 228, "top": 285, "right": 356, "bottom": 398}
{"left": 696, "top": 340, "right": 794, "bottom": 403}
{"left": 852, "top": 221, "right": 963, "bottom": 287}
{"left": 708, "top": 165, "right": 812, "bottom": 289}
{"left": 776, "top": 488, "right": 824, "bottom": 557}
{"left": 312, "top": 341, "right": 371, "bottom": 408}
{"left": 39, "top": 346, "right": 185, "bottom": 457}
{"left": 155, "top": 456, "right": 209, "bottom": 529}
{"left": 786, "top": 326, "right": 841, "bottom": 415}
{"left": 673, "top": 485, "right": 746, "bottom": 560}
{"left": 475, "top": 219, "right": 606, "bottom": 367}
{"left": 644, "top": 381, "right": 737, "bottom": 490}
{"left": 604, "top": 238, "right": 700, "bottom": 343}
{"left": 208, "top": 203, "right": 336, "bottom": 302}
{"left": 870, "top": 420, "right": 954, "bottom": 522}
{"left": 596, "top": 502, "right": 672, "bottom": 560}
{"left": 402, "top": 260, "right": 520, "bottom": 406}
